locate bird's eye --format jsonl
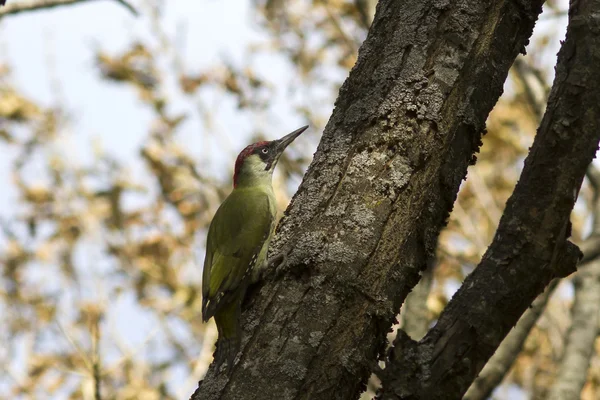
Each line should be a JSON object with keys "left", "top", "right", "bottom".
{"left": 261, "top": 148, "right": 269, "bottom": 154}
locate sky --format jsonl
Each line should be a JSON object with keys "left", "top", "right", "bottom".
{"left": 1, "top": 0, "right": 261, "bottom": 166}
{"left": 0, "top": 1, "right": 275, "bottom": 397}
{"left": 0, "top": 1, "right": 328, "bottom": 397}
{"left": 0, "top": 0, "right": 314, "bottom": 248}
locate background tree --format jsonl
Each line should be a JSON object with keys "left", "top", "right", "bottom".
{"left": 1, "top": 0, "right": 599, "bottom": 399}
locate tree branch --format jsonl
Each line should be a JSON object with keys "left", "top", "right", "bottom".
{"left": 465, "top": 45, "right": 600, "bottom": 400}
{"left": 0, "top": 0, "right": 138, "bottom": 18}
{"left": 192, "top": 0, "right": 546, "bottom": 399}
{"left": 400, "top": 260, "right": 434, "bottom": 341}
{"left": 379, "top": 0, "right": 600, "bottom": 397}
{"left": 463, "top": 280, "right": 559, "bottom": 400}
{"left": 548, "top": 261, "right": 600, "bottom": 400}
{"left": 512, "top": 57, "right": 548, "bottom": 122}
{"left": 579, "top": 235, "right": 600, "bottom": 263}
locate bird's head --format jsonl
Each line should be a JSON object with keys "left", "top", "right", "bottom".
{"left": 233, "top": 125, "right": 308, "bottom": 188}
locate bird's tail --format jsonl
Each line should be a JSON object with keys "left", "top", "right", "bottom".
{"left": 213, "top": 298, "right": 242, "bottom": 374}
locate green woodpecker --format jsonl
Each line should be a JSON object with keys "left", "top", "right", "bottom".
{"left": 202, "top": 125, "right": 308, "bottom": 372}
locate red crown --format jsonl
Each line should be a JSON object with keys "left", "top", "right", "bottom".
{"left": 233, "top": 141, "right": 270, "bottom": 187}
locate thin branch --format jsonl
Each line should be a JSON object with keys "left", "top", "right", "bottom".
{"left": 320, "top": 0, "right": 360, "bottom": 56}
{"left": 354, "top": 0, "right": 377, "bottom": 29}
{"left": 91, "top": 317, "right": 102, "bottom": 400}
{"left": 112, "top": 0, "right": 135, "bottom": 14}
{"left": 513, "top": 57, "right": 548, "bottom": 121}
{"left": 400, "top": 260, "right": 435, "bottom": 341}
{"left": 56, "top": 320, "right": 93, "bottom": 372}
{"left": 585, "top": 163, "right": 600, "bottom": 191}
{"left": 463, "top": 280, "right": 559, "bottom": 400}
{"left": 579, "top": 236, "right": 600, "bottom": 264}
{"left": 0, "top": 0, "right": 138, "bottom": 18}
{"left": 452, "top": 200, "right": 488, "bottom": 251}
{"left": 548, "top": 261, "right": 600, "bottom": 399}
{"left": 467, "top": 168, "right": 503, "bottom": 228}
{"left": 105, "top": 323, "right": 160, "bottom": 374}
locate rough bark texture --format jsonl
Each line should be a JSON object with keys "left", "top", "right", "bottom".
{"left": 548, "top": 261, "right": 600, "bottom": 400}
{"left": 464, "top": 43, "right": 600, "bottom": 400}
{"left": 192, "top": 0, "right": 545, "bottom": 399}
{"left": 379, "top": 0, "right": 600, "bottom": 398}
{"left": 463, "top": 49, "right": 556, "bottom": 400}
{"left": 463, "top": 280, "right": 558, "bottom": 400}
{"left": 546, "top": 159, "right": 600, "bottom": 400}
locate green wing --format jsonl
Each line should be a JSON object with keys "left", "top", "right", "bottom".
{"left": 201, "top": 188, "right": 274, "bottom": 321}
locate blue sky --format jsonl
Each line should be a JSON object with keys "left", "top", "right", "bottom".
{"left": 0, "top": 1, "right": 324, "bottom": 397}
{"left": 0, "top": 0, "right": 317, "bottom": 227}
{"left": 1, "top": 0, "right": 258, "bottom": 162}
{"left": 0, "top": 0, "right": 274, "bottom": 396}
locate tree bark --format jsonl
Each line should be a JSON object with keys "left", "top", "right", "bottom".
{"left": 463, "top": 280, "right": 558, "bottom": 400}
{"left": 192, "top": 0, "right": 545, "bottom": 399}
{"left": 545, "top": 165, "right": 600, "bottom": 399}
{"left": 379, "top": 0, "right": 600, "bottom": 398}
{"left": 548, "top": 261, "right": 600, "bottom": 400}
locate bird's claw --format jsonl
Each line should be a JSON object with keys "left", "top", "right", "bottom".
{"left": 267, "top": 252, "right": 289, "bottom": 279}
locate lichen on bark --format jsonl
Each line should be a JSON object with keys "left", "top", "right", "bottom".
{"left": 192, "top": 1, "right": 550, "bottom": 399}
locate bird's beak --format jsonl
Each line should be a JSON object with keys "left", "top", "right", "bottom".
{"left": 274, "top": 125, "right": 308, "bottom": 155}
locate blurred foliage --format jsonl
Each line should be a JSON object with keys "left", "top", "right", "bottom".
{"left": 0, "top": 0, "right": 597, "bottom": 399}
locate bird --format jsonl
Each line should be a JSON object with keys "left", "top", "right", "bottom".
{"left": 202, "top": 125, "right": 308, "bottom": 373}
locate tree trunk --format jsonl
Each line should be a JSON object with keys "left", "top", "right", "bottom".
{"left": 192, "top": 0, "right": 548, "bottom": 399}
{"left": 379, "top": 0, "right": 600, "bottom": 398}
